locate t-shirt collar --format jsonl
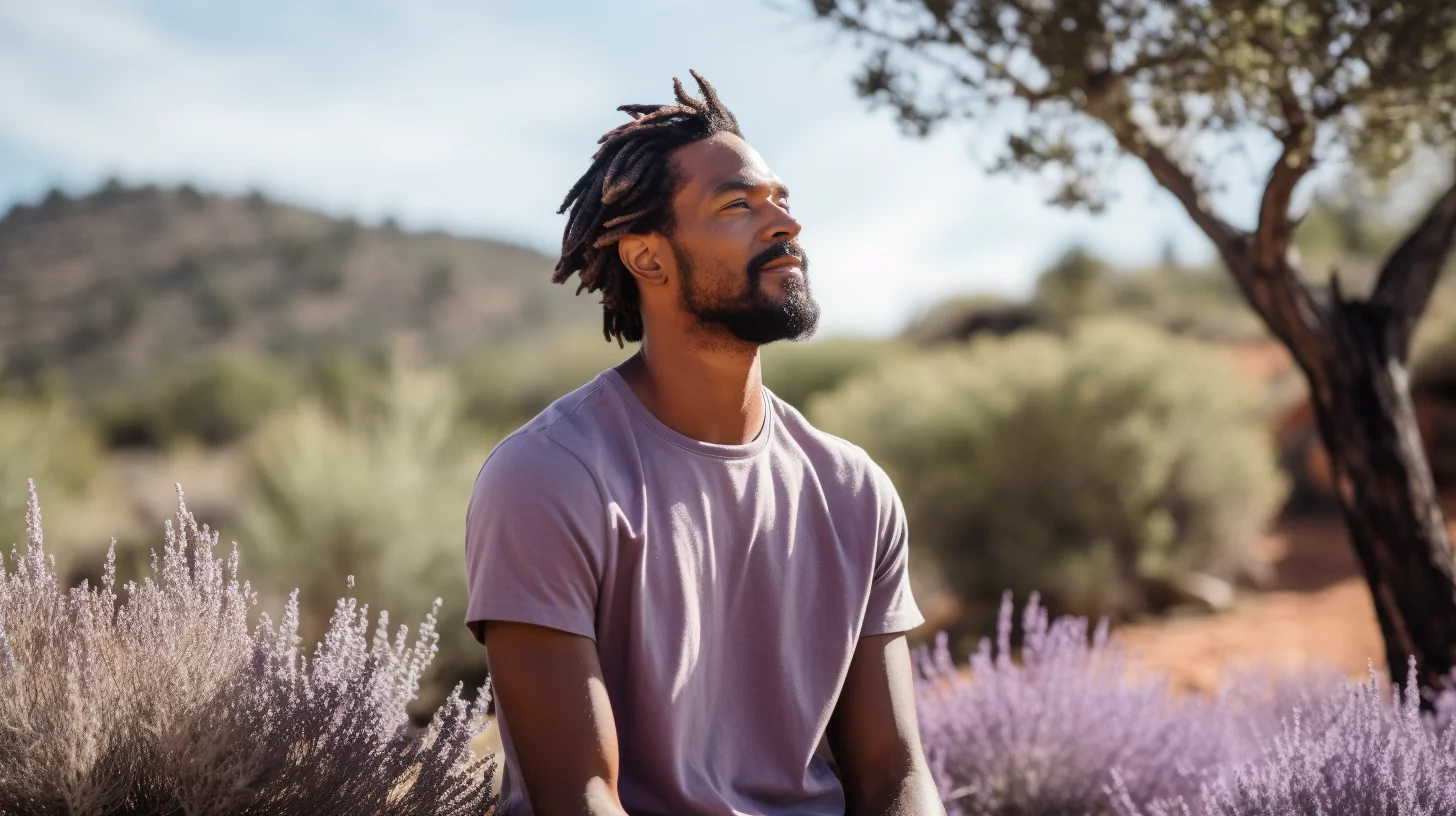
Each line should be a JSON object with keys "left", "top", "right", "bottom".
{"left": 602, "top": 368, "right": 773, "bottom": 460}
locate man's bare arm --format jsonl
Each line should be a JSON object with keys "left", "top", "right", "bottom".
{"left": 481, "top": 621, "right": 628, "bottom": 816}
{"left": 827, "top": 632, "right": 946, "bottom": 816}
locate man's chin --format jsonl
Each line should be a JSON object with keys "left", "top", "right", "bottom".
{"left": 709, "top": 299, "right": 821, "bottom": 345}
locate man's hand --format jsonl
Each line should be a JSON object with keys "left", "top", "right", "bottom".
{"left": 482, "top": 621, "right": 628, "bottom": 816}
{"left": 827, "top": 633, "right": 946, "bottom": 816}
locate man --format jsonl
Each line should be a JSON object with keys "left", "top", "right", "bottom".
{"left": 464, "top": 71, "right": 944, "bottom": 816}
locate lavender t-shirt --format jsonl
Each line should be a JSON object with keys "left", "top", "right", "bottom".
{"left": 464, "top": 368, "right": 923, "bottom": 815}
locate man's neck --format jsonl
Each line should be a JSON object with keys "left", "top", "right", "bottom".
{"left": 615, "top": 338, "right": 764, "bottom": 446}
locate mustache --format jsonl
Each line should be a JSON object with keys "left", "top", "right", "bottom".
{"left": 747, "top": 242, "right": 809, "bottom": 277}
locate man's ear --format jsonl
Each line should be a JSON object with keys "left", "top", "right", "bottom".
{"left": 618, "top": 234, "right": 669, "bottom": 287}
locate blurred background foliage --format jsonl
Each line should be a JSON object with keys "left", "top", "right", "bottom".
{"left": 233, "top": 360, "right": 494, "bottom": 713}
{"left": 5, "top": 179, "right": 1456, "bottom": 706}
{"left": 811, "top": 320, "right": 1285, "bottom": 638}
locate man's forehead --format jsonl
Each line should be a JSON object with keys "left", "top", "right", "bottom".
{"left": 672, "top": 133, "right": 783, "bottom": 196}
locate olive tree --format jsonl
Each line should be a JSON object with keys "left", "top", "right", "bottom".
{"left": 807, "top": 0, "right": 1456, "bottom": 693}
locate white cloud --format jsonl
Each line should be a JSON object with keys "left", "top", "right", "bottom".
{"left": 0, "top": 1, "right": 613, "bottom": 245}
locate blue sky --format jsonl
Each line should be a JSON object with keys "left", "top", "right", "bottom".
{"left": 1, "top": 0, "right": 1279, "bottom": 335}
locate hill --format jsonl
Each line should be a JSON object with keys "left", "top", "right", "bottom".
{"left": 0, "top": 182, "right": 596, "bottom": 389}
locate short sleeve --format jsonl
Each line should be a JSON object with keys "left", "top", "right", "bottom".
{"left": 463, "top": 431, "right": 607, "bottom": 644}
{"left": 861, "top": 461, "right": 924, "bottom": 637}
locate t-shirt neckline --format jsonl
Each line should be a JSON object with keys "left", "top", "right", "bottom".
{"left": 602, "top": 367, "right": 773, "bottom": 460}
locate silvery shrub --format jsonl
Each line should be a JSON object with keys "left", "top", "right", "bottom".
{"left": 0, "top": 481, "right": 496, "bottom": 815}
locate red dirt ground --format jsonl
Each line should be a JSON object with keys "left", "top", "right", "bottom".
{"left": 1114, "top": 509, "right": 1426, "bottom": 693}
{"left": 1112, "top": 339, "right": 1440, "bottom": 693}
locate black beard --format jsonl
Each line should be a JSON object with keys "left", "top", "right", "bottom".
{"left": 675, "top": 242, "right": 821, "bottom": 345}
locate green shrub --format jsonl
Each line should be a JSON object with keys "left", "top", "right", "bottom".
{"left": 0, "top": 401, "right": 130, "bottom": 584}
{"left": 422, "top": 259, "right": 457, "bottom": 306}
{"left": 810, "top": 320, "right": 1285, "bottom": 622}
{"left": 306, "top": 351, "right": 383, "bottom": 420}
{"left": 0, "top": 401, "right": 100, "bottom": 541}
{"left": 454, "top": 329, "right": 632, "bottom": 432}
{"left": 1104, "top": 265, "right": 1264, "bottom": 341}
{"left": 454, "top": 332, "right": 889, "bottom": 430}
{"left": 194, "top": 282, "right": 241, "bottom": 336}
{"left": 95, "top": 354, "right": 301, "bottom": 448}
{"left": 275, "top": 235, "right": 348, "bottom": 294}
{"left": 1021, "top": 244, "right": 1265, "bottom": 342}
{"left": 234, "top": 363, "right": 495, "bottom": 711}
{"left": 901, "top": 295, "right": 1042, "bottom": 346}
{"left": 1032, "top": 246, "right": 1112, "bottom": 326}
{"left": 761, "top": 337, "right": 905, "bottom": 412}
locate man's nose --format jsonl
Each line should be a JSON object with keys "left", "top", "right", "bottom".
{"left": 763, "top": 207, "right": 801, "bottom": 243}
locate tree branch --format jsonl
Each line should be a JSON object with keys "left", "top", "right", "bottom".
{"left": 937, "top": 21, "right": 1055, "bottom": 103}
{"left": 1129, "top": 134, "right": 1239, "bottom": 257}
{"left": 1370, "top": 177, "right": 1456, "bottom": 359}
{"left": 1255, "top": 89, "right": 1313, "bottom": 270}
{"left": 1313, "top": 1, "right": 1390, "bottom": 100}
{"left": 827, "top": 12, "right": 1055, "bottom": 107}
{"left": 1120, "top": 50, "right": 1189, "bottom": 77}
{"left": 1082, "top": 85, "right": 1243, "bottom": 264}
{"left": 1082, "top": 81, "right": 1338, "bottom": 353}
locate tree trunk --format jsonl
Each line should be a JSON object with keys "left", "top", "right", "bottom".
{"left": 1076, "top": 72, "right": 1456, "bottom": 697}
{"left": 1289, "top": 285, "right": 1456, "bottom": 695}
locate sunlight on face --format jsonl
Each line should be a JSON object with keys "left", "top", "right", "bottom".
{"left": 665, "top": 133, "right": 819, "bottom": 344}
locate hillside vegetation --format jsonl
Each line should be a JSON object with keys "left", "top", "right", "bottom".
{"left": 0, "top": 182, "right": 595, "bottom": 392}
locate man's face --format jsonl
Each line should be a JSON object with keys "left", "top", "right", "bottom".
{"left": 662, "top": 132, "right": 819, "bottom": 345}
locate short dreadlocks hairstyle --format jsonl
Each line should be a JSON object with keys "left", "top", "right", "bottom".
{"left": 554, "top": 70, "right": 742, "bottom": 345}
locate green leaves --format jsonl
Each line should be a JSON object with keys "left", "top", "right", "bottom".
{"left": 810, "top": 0, "right": 1456, "bottom": 209}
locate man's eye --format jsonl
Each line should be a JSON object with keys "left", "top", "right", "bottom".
{"left": 723, "top": 200, "right": 750, "bottom": 211}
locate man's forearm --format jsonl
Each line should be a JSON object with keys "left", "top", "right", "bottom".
{"left": 847, "top": 766, "right": 946, "bottom": 816}
{"left": 831, "top": 633, "right": 948, "bottom": 816}
{"left": 524, "top": 776, "right": 627, "bottom": 816}
{"left": 482, "top": 622, "right": 628, "bottom": 816}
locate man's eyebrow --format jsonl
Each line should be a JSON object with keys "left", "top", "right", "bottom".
{"left": 709, "top": 179, "right": 790, "bottom": 200}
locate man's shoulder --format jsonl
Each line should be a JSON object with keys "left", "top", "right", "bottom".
{"left": 765, "top": 388, "right": 891, "bottom": 493}
{"left": 514, "top": 370, "right": 617, "bottom": 438}
{"left": 476, "top": 373, "right": 628, "bottom": 492}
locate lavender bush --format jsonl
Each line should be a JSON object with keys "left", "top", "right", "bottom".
{"left": 916, "top": 592, "right": 1241, "bottom": 814}
{"left": 919, "top": 592, "right": 1456, "bottom": 816}
{"left": 12, "top": 472, "right": 1456, "bottom": 816}
{"left": 1114, "top": 661, "right": 1456, "bottom": 816}
{"left": 0, "top": 481, "right": 496, "bottom": 815}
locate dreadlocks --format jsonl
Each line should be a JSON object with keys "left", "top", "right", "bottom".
{"left": 554, "top": 70, "right": 743, "bottom": 346}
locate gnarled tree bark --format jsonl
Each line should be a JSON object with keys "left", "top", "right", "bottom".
{"left": 1226, "top": 182, "right": 1456, "bottom": 694}
{"left": 1274, "top": 183, "right": 1456, "bottom": 693}
{"left": 1292, "top": 285, "right": 1456, "bottom": 692}
{"left": 1104, "top": 90, "right": 1456, "bottom": 691}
